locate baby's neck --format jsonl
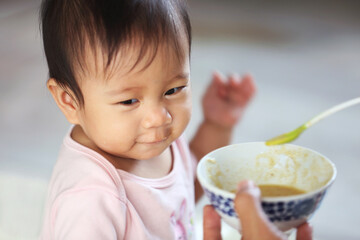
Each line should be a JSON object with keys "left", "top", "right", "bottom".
{"left": 118, "top": 147, "right": 173, "bottom": 179}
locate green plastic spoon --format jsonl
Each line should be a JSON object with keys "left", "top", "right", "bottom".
{"left": 266, "top": 97, "right": 360, "bottom": 146}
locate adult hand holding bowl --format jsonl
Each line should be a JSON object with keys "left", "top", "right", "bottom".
{"left": 197, "top": 142, "right": 336, "bottom": 235}
{"left": 203, "top": 181, "right": 313, "bottom": 240}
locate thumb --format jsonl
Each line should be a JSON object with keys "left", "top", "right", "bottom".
{"left": 234, "top": 180, "right": 286, "bottom": 240}
{"left": 234, "top": 180, "right": 262, "bottom": 219}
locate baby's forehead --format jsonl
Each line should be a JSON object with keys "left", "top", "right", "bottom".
{"left": 79, "top": 37, "right": 190, "bottom": 82}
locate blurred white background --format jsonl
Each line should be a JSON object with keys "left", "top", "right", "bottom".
{"left": 1, "top": 0, "right": 360, "bottom": 239}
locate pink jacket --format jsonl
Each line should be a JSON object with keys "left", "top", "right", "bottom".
{"left": 40, "top": 130, "right": 197, "bottom": 240}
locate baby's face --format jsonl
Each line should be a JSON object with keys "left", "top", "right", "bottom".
{"left": 75, "top": 44, "right": 191, "bottom": 161}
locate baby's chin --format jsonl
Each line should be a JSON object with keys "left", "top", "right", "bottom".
{"left": 104, "top": 131, "right": 180, "bottom": 161}
{"left": 134, "top": 142, "right": 172, "bottom": 160}
{"left": 107, "top": 142, "right": 171, "bottom": 161}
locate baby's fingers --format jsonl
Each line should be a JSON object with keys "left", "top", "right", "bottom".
{"left": 228, "top": 74, "right": 256, "bottom": 105}
{"left": 212, "top": 71, "right": 227, "bottom": 98}
{"left": 240, "top": 74, "right": 256, "bottom": 96}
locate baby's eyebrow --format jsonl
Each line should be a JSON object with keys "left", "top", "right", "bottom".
{"left": 171, "top": 72, "right": 190, "bottom": 82}
{"left": 105, "top": 86, "right": 142, "bottom": 96}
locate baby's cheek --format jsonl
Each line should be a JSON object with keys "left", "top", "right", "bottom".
{"left": 172, "top": 106, "right": 191, "bottom": 134}
{"left": 102, "top": 124, "right": 135, "bottom": 147}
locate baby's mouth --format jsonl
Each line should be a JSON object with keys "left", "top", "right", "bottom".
{"left": 138, "top": 129, "right": 171, "bottom": 144}
{"left": 143, "top": 139, "right": 167, "bottom": 144}
{"left": 137, "top": 135, "right": 169, "bottom": 144}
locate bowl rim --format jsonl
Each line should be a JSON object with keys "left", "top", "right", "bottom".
{"left": 197, "top": 142, "right": 337, "bottom": 202}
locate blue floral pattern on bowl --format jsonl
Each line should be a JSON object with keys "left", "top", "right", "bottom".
{"left": 262, "top": 191, "right": 326, "bottom": 222}
{"left": 204, "top": 187, "right": 327, "bottom": 222}
{"left": 204, "top": 188, "right": 236, "bottom": 217}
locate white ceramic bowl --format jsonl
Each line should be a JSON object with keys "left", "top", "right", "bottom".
{"left": 197, "top": 142, "right": 336, "bottom": 233}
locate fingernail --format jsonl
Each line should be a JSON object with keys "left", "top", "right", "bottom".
{"left": 237, "top": 180, "right": 255, "bottom": 192}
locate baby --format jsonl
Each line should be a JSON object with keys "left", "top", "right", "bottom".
{"left": 39, "top": 0, "right": 256, "bottom": 239}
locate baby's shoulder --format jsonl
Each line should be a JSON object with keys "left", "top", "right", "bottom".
{"left": 49, "top": 145, "right": 125, "bottom": 202}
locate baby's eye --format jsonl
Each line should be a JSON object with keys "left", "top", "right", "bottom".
{"left": 119, "top": 99, "right": 139, "bottom": 105}
{"left": 165, "top": 86, "right": 185, "bottom": 96}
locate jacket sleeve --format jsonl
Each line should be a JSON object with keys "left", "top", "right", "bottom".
{"left": 50, "top": 188, "right": 126, "bottom": 240}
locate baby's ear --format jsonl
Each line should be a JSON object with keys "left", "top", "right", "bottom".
{"left": 47, "top": 78, "right": 80, "bottom": 124}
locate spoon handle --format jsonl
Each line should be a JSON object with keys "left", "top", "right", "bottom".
{"left": 305, "top": 97, "right": 360, "bottom": 128}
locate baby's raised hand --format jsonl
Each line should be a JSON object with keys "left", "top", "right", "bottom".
{"left": 202, "top": 72, "right": 256, "bottom": 129}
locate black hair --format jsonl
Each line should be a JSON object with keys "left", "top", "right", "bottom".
{"left": 40, "top": 0, "right": 191, "bottom": 106}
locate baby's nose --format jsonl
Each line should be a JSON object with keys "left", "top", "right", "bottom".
{"left": 141, "top": 104, "right": 172, "bottom": 129}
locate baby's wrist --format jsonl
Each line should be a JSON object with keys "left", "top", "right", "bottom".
{"left": 202, "top": 118, "right": 234, "bottom": 133}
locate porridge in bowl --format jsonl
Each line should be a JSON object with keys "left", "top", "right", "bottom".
{"left": 197, "top": 142, "right": 336, "bottom": 232}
